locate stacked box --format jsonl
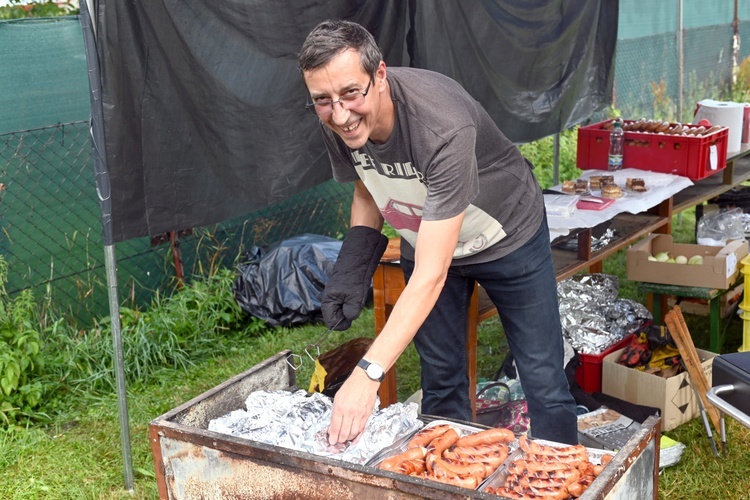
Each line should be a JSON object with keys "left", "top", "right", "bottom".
{"left": 667, "top": 283, "right": 744, "bottom": 318}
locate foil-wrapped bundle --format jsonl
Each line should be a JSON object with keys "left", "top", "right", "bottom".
{"left": 557, "top": 274, "right": 651, "bottom": 355}
{"left": 602, "top": 298, "right": 652, "bottom": 340}
{"left": 208, "top": 389, "right": 422, "bottom": 465}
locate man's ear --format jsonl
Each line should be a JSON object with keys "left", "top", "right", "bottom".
{"left": 376, "top": 61, "right": 387, "bottom": 92}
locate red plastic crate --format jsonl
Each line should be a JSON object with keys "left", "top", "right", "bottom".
{"left": 577, "top": 119, "right": 729, "bottom": 180}
{"left": 575, "top": 333, "right": 635, "bottom": 394}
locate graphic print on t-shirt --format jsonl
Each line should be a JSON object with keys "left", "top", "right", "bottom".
{"left": 350, "top": 150, "right": 506, "bottom": 258}
{"left": 381, "top": 198, "right": 423, "bottom": 233}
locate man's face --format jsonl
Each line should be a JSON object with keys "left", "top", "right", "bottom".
{"left": 303, "top": 49, "right": 390, "bottom": 149}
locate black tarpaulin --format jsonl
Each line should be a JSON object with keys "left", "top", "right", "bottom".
{"left": 90, "top": 0, "right": 617, "bottom": 243}
{"left": 409, "top": 1, "right": 618, "bottom": 141}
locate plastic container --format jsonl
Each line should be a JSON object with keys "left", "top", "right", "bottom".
{"left": 575, "top": 334, "right": 635, "bottom": 393}
{"left": 577, "top": 119, "right": 729, "bottom": 180}
{"left": 608, "top": 120, "right": 624, "bottom": 171}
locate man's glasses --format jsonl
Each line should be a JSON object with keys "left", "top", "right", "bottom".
{"left": 306, "top": 80, "right": 372, "bottom": 117}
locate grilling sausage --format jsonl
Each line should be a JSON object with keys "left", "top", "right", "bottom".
{"left": 393, "top": 458, "right": 426, "bottom": 475}
{"left": 519, "top": 435, "right": 587, "bottom": 457}
{"left": 378, "top": 446, "right": 426, "bottom": 471}
{"left": 453, "top": 427, "right": 514, "bottom": 448}
{"left": 407, "top": 424, "right": 452, "bottom": 449}
{"left": 426, "top": 427, "right": 460, "bottom": 455}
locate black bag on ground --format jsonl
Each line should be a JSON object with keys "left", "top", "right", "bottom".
{"left": 233, "top": 234, "right": 341, "bottom": 327}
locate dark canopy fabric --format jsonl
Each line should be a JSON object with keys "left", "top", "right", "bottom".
{"left": 90, "top": 0, "right": 617, "bottom": 243}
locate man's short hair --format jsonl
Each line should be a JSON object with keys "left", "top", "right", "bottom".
{"left": 299, "top": 19, "right": 383, "bottom": 78}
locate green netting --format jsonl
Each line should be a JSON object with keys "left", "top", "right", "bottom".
{"left": 0, "top": 17, "right": 89, "bottom": 135}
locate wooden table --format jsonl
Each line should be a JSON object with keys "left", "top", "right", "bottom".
{"left": 374, "top": 208, "right": 672, "bottom": 418}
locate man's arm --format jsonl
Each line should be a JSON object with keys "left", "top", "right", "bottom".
{"left": 327, "top": 196, "right": 464, "bottom": 444}
{"left": 350, "top": 180, "right": 384, "bottom": 229}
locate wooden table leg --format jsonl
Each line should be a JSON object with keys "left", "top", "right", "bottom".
{"left": 709, "top": 296, "right": 721, "bottom": 353}
{"left": 655, "top": 198, "right": 673, "bottom": 235}
{"left": 652, "top": 293, "right": 664, "bottom": 325}
{"left": 723, "top": 159, "right": 735, "bottom": 185}
{"left": 373, "top": 264, "right": 398, "bottom": 408}
{"left": 577, "top": 228, "right": 592, "bottom": 262}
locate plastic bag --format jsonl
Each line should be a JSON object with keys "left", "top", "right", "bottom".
{"left": 309, "top": 337, "right": 374, "bottom": 397}
{"left": 233, "top": 234, "right": 342, "bottom": 327}
{"left": 696, "top": 207, "right": 745, "bottom": 246}
{"left": 475, "top": 380, "right": 529, "bottom": 432}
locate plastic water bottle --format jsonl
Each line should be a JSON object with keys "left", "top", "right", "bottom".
{"left": 608, "top": 120, "right": 624, "bottom": 171}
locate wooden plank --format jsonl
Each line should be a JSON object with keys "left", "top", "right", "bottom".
{"left": 373, "top": 263, "right": 398, "bottom": 408}
{"left": 664, "top": 307, "right": 722, "bottom": 433}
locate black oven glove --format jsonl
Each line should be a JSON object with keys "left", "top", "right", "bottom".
{"left": 322, "top": 226, "right": 389, "bottom": 330}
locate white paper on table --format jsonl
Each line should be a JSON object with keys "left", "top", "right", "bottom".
{"left": 546, "top": 169, "right": 693, "bottom": 233}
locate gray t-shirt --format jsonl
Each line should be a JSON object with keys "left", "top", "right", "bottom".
{"left": 322, "top": 67, "right": 544, "bottom": 265}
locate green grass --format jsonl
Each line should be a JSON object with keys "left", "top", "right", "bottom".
{"left": 2, "top": 207, "right": 750, "bottom": 498}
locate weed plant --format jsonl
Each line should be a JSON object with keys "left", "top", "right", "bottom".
{"left": 518, "top": 128, "right": 582, "bottom": 188}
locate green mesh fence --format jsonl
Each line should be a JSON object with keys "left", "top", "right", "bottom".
{"left": 0, "top": 17, "right": 89, "bottom": 135}
{"left": 0, "top": 121, "right": 352, "bottom": 325}
{"left": 3, "top": 9, "right": 750, "bottom": 326}
{"left": 605, "top": 4, "right": 750, "bottom": 124}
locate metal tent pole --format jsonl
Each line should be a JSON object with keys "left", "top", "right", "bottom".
{"left": 79, "top": 0, "right": 134, "bottom": 491}
{"left": 553, "top": 133, "right": 561, "bottom": 185}
{"left": 677, "top": 0, "right": 684, "bottom": 121}
{"left": 104, "top": 244, "right": 134, "bottom": 491}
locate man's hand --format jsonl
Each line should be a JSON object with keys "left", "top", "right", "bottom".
{"left": 327, "top": 368, "right": 379, "bottom": 444}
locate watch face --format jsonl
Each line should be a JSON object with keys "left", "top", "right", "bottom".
{"left": 365, "top": 362, "right": 384, "bottom": 380}
{"left": 358, "top": 359, "right": 384, "bottom": 381}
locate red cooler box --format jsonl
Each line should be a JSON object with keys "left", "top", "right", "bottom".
{"left": 575, "top": 334, "right": 635, "bottom": 393}
{"left": 577, "top": 119, "right": 729, "bottom": 180}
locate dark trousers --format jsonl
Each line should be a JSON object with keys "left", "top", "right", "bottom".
{"left": 400, "top": 215, "right": 578, "bottom": 444}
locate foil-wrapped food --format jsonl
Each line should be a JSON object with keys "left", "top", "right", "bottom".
{"left": 558, "top": 274, "right": 651, "bottom": 355}
{"left": 208, "top": 389, "right": 422, "bottom": 465}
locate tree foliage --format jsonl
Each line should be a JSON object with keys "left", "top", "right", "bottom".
{"left": 0, "top": 1, "right": 78, "bottom": 20}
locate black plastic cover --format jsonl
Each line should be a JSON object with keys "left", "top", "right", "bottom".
{"left": 233, "top": 233, "right": 342, "bottom": 327}
{"left": 86, "top": 0, "right": 617, "bottom": 242}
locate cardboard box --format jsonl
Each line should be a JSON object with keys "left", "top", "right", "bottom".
{"left": 667, "top": 283, "right": 744, "bottom": 318}
{"left": 602, "top": 347, "right": 717, "bottom": 431}
{"left": 627, "top": 234, "right": 748, "bottom": 289}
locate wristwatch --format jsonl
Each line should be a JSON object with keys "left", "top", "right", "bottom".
{"left": 357, "top": 358, "right": 385, "bottom": 382}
